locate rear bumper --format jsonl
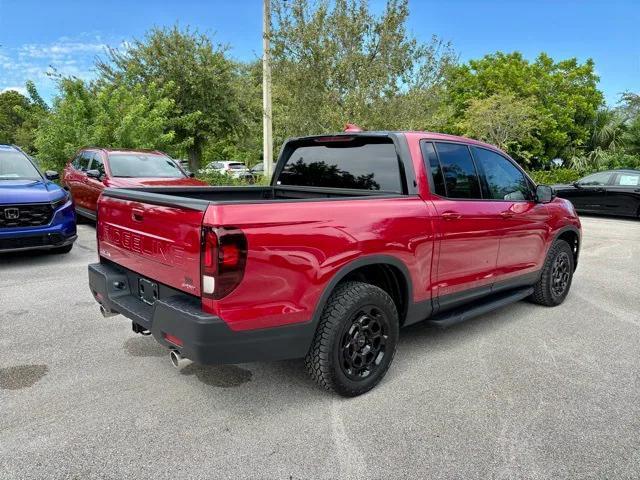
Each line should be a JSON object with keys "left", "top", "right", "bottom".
{"left": 88, "top": 262, "right": 314, "bottom": 364}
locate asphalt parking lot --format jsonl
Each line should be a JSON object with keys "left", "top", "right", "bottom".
{"left": 1, "top": 215, "right": 639, "bottom": 479}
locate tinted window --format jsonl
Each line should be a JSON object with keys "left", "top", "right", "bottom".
{"left": 0, "top": 148, "right": 41, "bottom": 180}
{"left": 90, "top": 153, "right": 106, "bottom": 176}
{"left": 614, "top": 172, "right": 640, "bottom": 187}
{"left": 278, "top": 138, "right": 402, "bottom": 192}
{"left": 108, "top": 153, "right": 184, "bottom": 178}
{"left": 78, "top": 153, "right": 91, "bottom": 171}
{"left": 421, "top": 141, "right": 445, "bottom": 196}
{"left": 71, "top": 154, "right": 82, "bottom": 169}
{"left": 434, "top": 142, "right": 481, "bottom": 199}
{"left": 578, "top": 172, "right": 612, "bottom": 186}
{"left": 472, "top": 147, "right": 532, "bottom": 201}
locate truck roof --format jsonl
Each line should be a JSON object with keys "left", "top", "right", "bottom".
{"left": 288, "top": 130, "right": 507, "bottom": 156}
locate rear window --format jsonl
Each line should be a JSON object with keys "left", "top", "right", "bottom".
{"left": 277, "top": 137, "right": 402, "bottom": 192}
{"left": 228, "top": 163, "right": 246, "bottom": 170}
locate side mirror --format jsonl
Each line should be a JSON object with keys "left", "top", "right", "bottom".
{"left": 536, "top": 184, "right": 555, "bottom": 204}
{"left": 572, "top": 181, "right": 582, "bottom": 189}
{"left": 188, "top": 172, "right": 195, "bottom": 178}
{"left": 86, "top": 169, "right": 102, "bottom": 181}
{"left": 45, "top": 170, "right": 60, "bottom": 181}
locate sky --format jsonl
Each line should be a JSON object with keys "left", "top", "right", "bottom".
{"left": 0, "top": 0, "right": 638, "bottom": 105}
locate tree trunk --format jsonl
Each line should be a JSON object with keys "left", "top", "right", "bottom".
{"left": 188, "top": 137, "right": 203, "bottom": 172}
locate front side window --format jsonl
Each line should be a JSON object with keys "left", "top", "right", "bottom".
{"left": 108, "top": 154, "right": 185, "bottom": 178}
{"left": 278, "top": 137, "right": 402, "bottom": 192}
{"left": 472, "top": 147, "right": 532, "bottom": 201}
{"left": 90, "top": 154, "right": 106, "bottom": 176}
{"left": 77, "top": 153, "right": 91, "bottom": 172}
{"left": 433, "top": 142, "right": 482, "bottom": 199}
{"left": 0, "top": 148, "right": 41, "bottom": 180}
{"left": 578, "top": 172, "right": 612, "bottom": 186}
{"left": 614, "top": 173, "right": 640, "bottom": 187}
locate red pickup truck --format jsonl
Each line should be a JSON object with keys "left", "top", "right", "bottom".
{"left": 88, "top": 131, "right": 581, "bottom": 396}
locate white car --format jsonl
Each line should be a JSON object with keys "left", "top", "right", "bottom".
{"left": 200, "top": 161, "right": 249, "bottom": 179}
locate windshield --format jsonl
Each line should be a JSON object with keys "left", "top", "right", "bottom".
{"left": 0, "top": 149, "right": 42, "bottom": 180}
{"left": 108, "top": 153, "right": 185, "bottom": 178}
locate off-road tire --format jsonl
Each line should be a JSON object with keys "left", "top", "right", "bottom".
{"left": 305, "top": 281, "right": 399, "bottom": 397}
{"left": 530, "top": 239, "right": 574, "bottom": 306}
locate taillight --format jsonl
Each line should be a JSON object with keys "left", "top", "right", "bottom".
{"left": 201, "top": 227, "right": 247, "bottom": 299}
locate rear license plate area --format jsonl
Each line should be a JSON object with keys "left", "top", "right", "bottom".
{"left": 138, "top": 278, "right": 158, "bottom": 305}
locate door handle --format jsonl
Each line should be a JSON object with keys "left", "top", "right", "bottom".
{"left": 500, "top": 211, "right": 516, "bottom": 218}
{"left": 132, "top": 209, "right": 144, "bottom": 222}
{"left": 442, "top": 212, "right": 462, "bottom": 220}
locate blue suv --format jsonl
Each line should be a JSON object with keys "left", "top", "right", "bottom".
{"left": 0, "top": 145, "right": 77, "bottom": 254}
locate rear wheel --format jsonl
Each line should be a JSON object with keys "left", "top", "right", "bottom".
{"left": 305, "top": 281, "right": 399, "bottom": 397}
{"left": 530, "top": 240, "right": 574, "bottom": 306}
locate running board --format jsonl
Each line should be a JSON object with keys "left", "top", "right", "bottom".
{"left": 425, "top": 287, "right": 534, "bottom": 329}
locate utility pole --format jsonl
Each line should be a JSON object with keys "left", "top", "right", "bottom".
{"left": 262, "top": 0, "right": 274, "bottom": 180}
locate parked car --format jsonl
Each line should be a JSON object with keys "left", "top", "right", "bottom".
{"left": 89, "top": 131, "right": 581, "bottom": 396}
{"left": 200, "top": 161, "right": 249, "bottom": 179}
{"left": 62, "top": 148, "right": 207, "bottom": 219}
{"left": 0, "top": 145, "right": 76, "bottom": 253}
{"left": 249, "top": 162, "right": 277, "bottom": 177}
{"left": 554, "top": 169, "right": 640, "bottom": 218}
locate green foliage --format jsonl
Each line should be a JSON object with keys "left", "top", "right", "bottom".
{"left": 195, "top": 170, "right": 252, "bottom": 186}
{"left": 459, "top": 92, "right": 542, "bottom": 161}
{"left": 528, "top": 168, "right": 583, "bottom": 185}
{"left": 270, "top": 0, "right": 456, "bottom": 146}
{"left": 0, "top": 81, "right": 48, "bottom": 152}
{"left": 97, "top": 26, "right": 240, "bottom": 170}
{"left": 34, "top": 78, "right": 175, "bottom": 170}
{"left": 445, "top": 52, "right": 603, "bottom": 165}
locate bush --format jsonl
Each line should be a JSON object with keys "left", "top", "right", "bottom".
{"left": 196, "top": 170, "right": 251, "bottom": 186}
{"left": 528, "top": 168, "right": 583, "bottom": 185}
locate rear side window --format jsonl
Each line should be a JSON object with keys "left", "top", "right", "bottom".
{"left": 471, "top": 147, "right": 532, "bottom": 201}
{"left": 421, "top": 142, "right": 446, "bottom": 197}
{"left": 278, "top": 137, "right": 402, "bottom": 192}
{"left": 434, "top": 142, "right": 482, "bottom": 199}
{"left": 614, "top": 172, "right": 640, "bottom": 186}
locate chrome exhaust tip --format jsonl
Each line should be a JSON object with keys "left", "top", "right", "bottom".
{"left": 100, "top": 305, "right": 118, "bottom": 318}
{"left": 169, "top": 349, "right": 192, "bottom": 370}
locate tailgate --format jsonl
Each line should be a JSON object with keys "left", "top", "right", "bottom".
{"left": 97, "top": 193, "right": 204, "bottom": 296}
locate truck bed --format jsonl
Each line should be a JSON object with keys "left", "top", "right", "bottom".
{"left": 101, "top": 184, "right": 403, "bottom": 211}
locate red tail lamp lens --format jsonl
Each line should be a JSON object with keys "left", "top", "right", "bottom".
{"left": 201, "top": 227, "right": 247, "bottom": 300}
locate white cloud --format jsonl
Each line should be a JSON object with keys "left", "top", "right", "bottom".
{"left": 1, "top": 86, "right": 28, "bottom": 95}
{"left": 0, "top": 34, "right": 116, "bottom": 104}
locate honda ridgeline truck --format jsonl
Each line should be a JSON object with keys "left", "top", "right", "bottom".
{"left": 89, "top": 131, "right": 581, "bottom": 396}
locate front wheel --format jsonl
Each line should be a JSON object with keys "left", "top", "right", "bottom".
{"left": 530, "top": 239, "right": 574, "bottom": 306}
{"left": 305, "top": 281, "right": 399, "bottom": 397}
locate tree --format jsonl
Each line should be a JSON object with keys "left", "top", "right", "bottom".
{"left": 445, "top": 52, "right": 603, "bottom": 165}
{"left": 0, "top": 81, "right": 48, "bottom": 152}
{"left": 269, "top": 0, "right": 455, "bottom": 147}
{"left": 96, "top": 26, "right": 240, "bottom": 171}
{"left": 35, "top": 78, "right": 175, "bottom": 170}
{"left": 459, "top": 93, "right": 542, "bottom": 162}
